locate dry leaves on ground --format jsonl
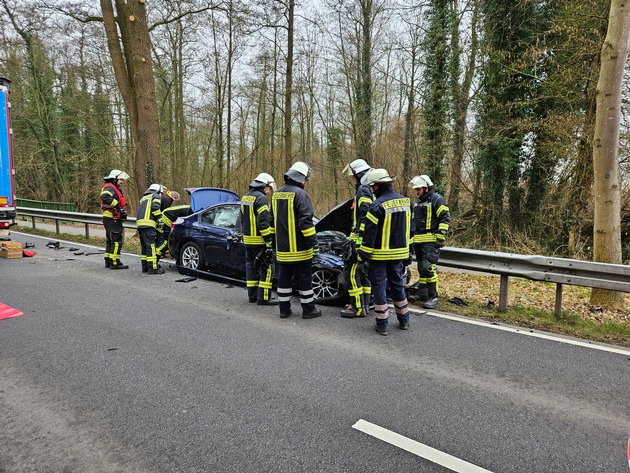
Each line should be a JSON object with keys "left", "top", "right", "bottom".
{"left": 437, "top": 270, "right": 630, "bottom": 324}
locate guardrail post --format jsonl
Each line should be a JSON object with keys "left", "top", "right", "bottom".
{"left": 31, "top": 216, "right": 35, "bottom": 229}
{"left": 55, "top": 220, "right": 60, "bottom": 234}
{"left": 85, "top": 223, "right": 90, "bottom": 238}
{"left": 499, "top": 275, "right": 509, "bottom": 312}
{"left": 554, "top": 283, "right": 563, "bottom": 318}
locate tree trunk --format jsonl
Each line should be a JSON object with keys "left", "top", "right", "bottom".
{"left": 590, "top": 0, "right": 629, "bottom": 308}
{"left": 284, "top": 0, "right": 295, "bottom": 171}
{"left": 100, "top": 0, "right": 161, "bottom": 199}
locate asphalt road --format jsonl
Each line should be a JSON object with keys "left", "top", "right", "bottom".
{"left": 1, "top": 232, "right": 629, "bottom": 472}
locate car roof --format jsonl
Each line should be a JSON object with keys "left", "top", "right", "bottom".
{"left": 186, "top": 187, "right": 240, "bottom": 212}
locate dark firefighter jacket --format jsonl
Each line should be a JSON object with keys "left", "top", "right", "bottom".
{"left": 240, "top": 190, "right": 274, "bottom": 247}
{"left": 272, "top": 182, "right": 317, "bottom": 263}
{"left": 359, "top": 187, "right": 411, "bottom": 261}
{"left": 411, "top": 189, "right": 450, "bottom": 244}
{"left": 136, "top": 192, "right": 162, "bottom": 229}
{"left": 100, "top": 182, "right": 127, "bottom": 220}
{"left": 350, "top": 183, "right": 374, "bottom": 245}
{"left": 160, "top": 204, "right": 192, "bottom": 229}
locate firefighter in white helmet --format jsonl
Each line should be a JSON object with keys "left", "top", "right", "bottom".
{"left": 272, "top": 162, "right": 322, "bottom": 319}
{"left": 358, "top": 168, "right": 412, "bottom": 335}
{"left": 156, "top": 190, "right": 192, "bottom": 258}
{"left": 136, "top": 183, "right": 165, "bottom": 274}
{"left": 340, "top": 159, "right": 374, "bottom": 318}
{"left": 409, "top": 174, "right": 450, "bottom": 309}
{"left": 241, "top": 172, "right": 278, "bottom": 305}
{"left": 100, "top": 169, "right": 130, "bottom": 269}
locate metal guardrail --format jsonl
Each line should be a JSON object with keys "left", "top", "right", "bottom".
{"left": 439, "top": 248, "right": 630, "bottom": 315}
{"left": 17, "top": 206, "right": 137, "bottom": 238}
{"left": 16, "top": 206, "right": 630, "bottom": 316}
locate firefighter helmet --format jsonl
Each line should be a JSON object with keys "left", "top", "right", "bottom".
{"left": 146, "top": 183, "right": 165, "bottom": 194}
{"left": 419, "top": 174, "right": 434, "bottom": 187}
{"left": 364, "top": 168, "right": 396, "bottom": 186}
{"left": 409, "top": 175, "right": 430, "bottom": 189}
{"left": 342, "top": 159, "right": 371, "bottom": 177}
{"left": 104, "top": 169, "right": 130, "bottom": 181}
{"left": 249, "top": 172, "right": 277, "bottom": 191}
{"left": 284, "top": 161, "right": 311, "bottom": 184}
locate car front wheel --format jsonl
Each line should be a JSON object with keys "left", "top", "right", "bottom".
{"left": 311, "top": 268, "right": 340, "bottom": 301}
{"left": 180, "top": 242, "right": 205, "bottom": 270}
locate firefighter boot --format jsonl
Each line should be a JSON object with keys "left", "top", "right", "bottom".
{"left": 340, "top": 304, "right": 360, "bottom": 318}
{"left": 373, "top": 320, "right": 388, "bottom": 336}
{"left": 419, "top": 284, "right": 429, "bottom": 302}
{"left": 423, "top": 282, "right": 438, "bottom": 309}
{"left": 110, "top": 261, "right": 129, "bottom": 270}
{"left": 148, "top": 266, "right": 165, "bottom": 275}
{"left": 361, "top": 294, "right": 371, "bottom": 316}
{"left": 141, "top": 261, "right": 148, "bottom": 273}
{"left": 397, "top": 313, "right": 410, "bottom": 330}
{"left": 104, "top": 257, "right": 112, "bottom": 268}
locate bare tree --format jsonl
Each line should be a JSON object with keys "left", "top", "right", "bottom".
{"left": 100, "top": 0, "right": 161, "bottom": 197}
{"left": 590, "top": 0, "right": 629, "bottom": 308}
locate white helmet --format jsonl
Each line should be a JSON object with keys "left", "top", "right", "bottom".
{"left": 409, "top": 175, "right": 430, "bottom": 189}
{"left": 250, "top": 172, "right": 277, "bottom": 191}
{"left": 419, "top": 174, "right": 434, "bottom": 187}
{"left": 284, "top": 161, "right": 311, "bottom": 184}
{"left": 146, "top": 183, "right": 165, "bottom": 194}
{"left": 342, "top": 159, "right": 371, "bottom": 177}
{"left": 104, "top": 169, "right": 130, "bottom": 181}
{"left": 364, "top": 168, "right": 396, "bottom": 186}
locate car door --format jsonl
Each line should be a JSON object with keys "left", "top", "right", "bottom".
{"left": 197, "top": 203, "right": 246, "bottom": 276}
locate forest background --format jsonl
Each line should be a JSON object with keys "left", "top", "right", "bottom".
{"left": 0, "top": 1, "right": 628, "bottom": 286}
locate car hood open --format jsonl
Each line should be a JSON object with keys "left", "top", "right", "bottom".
{"left": 186, "top": 187, "right": 240, "bottom": 212}
{"left": 314, "top": 198, "right": 353, "bottom": 236}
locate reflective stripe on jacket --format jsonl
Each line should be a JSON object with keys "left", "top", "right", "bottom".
{"left": 411, "top": 190, "right": 450, "bottom": 244}
{"left": 100, "top": 182, "right": 126, "bottom": 219}
{"left": 240, "top": 190, "right": 274, "bottom": 247}
{"left": 272, "top": 184, "right": 317, "bottom": 263}
{"left": 349, "top": 183, "right": 374, "bottom": 245}
{"left": 136, "top": 193, "right": 162, "bottom": 228}
{"left": 359, "top": 188, "right": 411, "bottom": 261}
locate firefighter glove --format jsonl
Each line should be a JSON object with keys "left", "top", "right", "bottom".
{"left": 435, "top": 233, "right": 445, "bottom": 248}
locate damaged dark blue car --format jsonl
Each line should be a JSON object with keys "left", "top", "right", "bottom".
{"left": 168, "top": 188, "right": 353, "bottom": 303}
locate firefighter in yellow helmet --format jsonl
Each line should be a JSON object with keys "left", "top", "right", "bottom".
{"left": 100, "top": 169, "right": 130, "bottom": 269}
{"left": 409, "top": 174, "right": 450, "bottom": 309}
{"left": 340, "top": 158, "right": 374, "bottom": 318}
{"left": 272, "top": 162, "right": 322, "bottom": 319}
{"left": 136, "top": 183, "right": 165, "bottom": 274}
{"left": 241, "top": 172, "right": 278, "bottom": 305}
{"left": 358, "top": 169, "right": 412, "bottom": 335}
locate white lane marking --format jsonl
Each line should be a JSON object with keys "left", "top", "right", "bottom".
{"left": 411, "top": 308, "right": 630, "bottom": 357}
{"left": 353, "top": 419, "right": 493, "bottom": 473}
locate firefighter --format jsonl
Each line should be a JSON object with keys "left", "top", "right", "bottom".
{"left": 409, "top": 174, "right": 450, "bottom": 309}
{"left": 272, "top": 162, "right": 322, "bottom": 319}
{"left": 136, "top": 183, "right": 165, "bottom": 274}
{"left": 340, "top": 158, "right": 374, "bottom": 318}
{"left": 358, "top": 168, "right": 411, "bottom": 335}
{"left": 156, "top": 191, "right": 191, "bottom": 258}
{"left": 241, "top": 172, "right": 278, "bottom": 306}
{"left": 100, "top": 169, "right": 130, "bottom": 269}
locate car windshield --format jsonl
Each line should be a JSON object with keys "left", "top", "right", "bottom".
{"left": 201, "top": 205, "right": 240, "bottom": 229}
